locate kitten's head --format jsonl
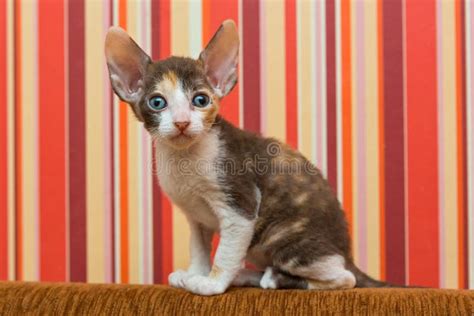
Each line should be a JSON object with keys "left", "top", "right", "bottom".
{"left": 105, "top": 20, "right": 239, "bottom": 149}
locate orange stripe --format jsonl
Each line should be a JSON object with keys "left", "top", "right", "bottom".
{"left": 377, "top": 0, "right": 386, "bottom": 280}
{"left": 0, "top": 0, "right": 7, "bottom": 280}
{"left": 201, "top": 0, "right": 211, "bottom": 45}
{"left": 207, "top": 0, "right": 239, "bottom": 125}
{"left": 341, "top": 0, "right": 353, "bottom": 236}
{"left": 119, "top": 0, "right": 129, "bottom": 284}
{"left": 14, "top": 0, "right": 22, "bottom": 281}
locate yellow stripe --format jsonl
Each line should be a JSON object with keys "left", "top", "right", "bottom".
{"left": 170, "top": 0, "right": 190, "bottom": 271}
{"left": 297, "top": 0, "right": 313, "bottom": 160}
{"left": 263, "top": 0, "right": 286, "bottom": 142}
{"left": 21, "top": 0, "right": 38, "bottom": 281}
{"left": 85, "top": 0, "right": 105, "bottom": 283}
{"left": 6, "top": 0, "right": 15, "bottom": 281}
{"left": 364, "top": 0, "right": 380, "bottom": 279}
{"left": 441, "top": 0, "right": 458, "bottom": 288}
{"left": 171, "top": 0, "right": 189, "bottom": 56}
{"left": 127, "top": 0, "right": 140, "bottom": 284}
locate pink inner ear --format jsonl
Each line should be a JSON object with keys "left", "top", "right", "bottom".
{"left": 105, "top": 27, "right": 151, "bottom": 102}
{"left": 200, "top": 20, "right": 239, "bottom": 97}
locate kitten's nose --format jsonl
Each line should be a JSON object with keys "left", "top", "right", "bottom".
{"left": 174, "top": 121, "right": 190, "bottom": 132}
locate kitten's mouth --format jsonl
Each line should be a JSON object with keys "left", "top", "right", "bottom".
{"left": 171, "top": 132, "right": 193, "bottom": 140}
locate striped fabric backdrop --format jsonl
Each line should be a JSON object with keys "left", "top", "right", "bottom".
{"left": 0, "top": 0, "right": 473, "bottom": 289}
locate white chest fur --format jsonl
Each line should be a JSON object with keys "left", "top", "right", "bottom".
{"left": 154, "top": 131, "right": 224, "bottom": 231}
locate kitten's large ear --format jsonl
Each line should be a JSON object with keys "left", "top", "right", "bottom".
{"left": 105, "top": 26, "right": 151, "bottom": 104}
{"left": 199, "top": 20, "right": 239, "bottom": 97}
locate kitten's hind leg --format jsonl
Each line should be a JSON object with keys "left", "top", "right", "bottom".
{"left": 259, "top": 267, "right": 308, "bottom": 289}
{"left": 232, "top": 269, "right": 263, "bottom": 287}
{"left": 278, "top": 254, "right": 356, "bottom": 290}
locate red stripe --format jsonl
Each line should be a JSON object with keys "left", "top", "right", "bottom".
{"left": 341, "top": 0, "right": 353, "bottom": 236}
{"left": 0, "top": 0, "right": 7, "bottom": 280}
{"left": 377, "top": 0, "right": 385, "bottom": 280}
{"left": 118, "top": 0, "right": 129, "bottom": 284}
{"left": 68, "top": 0, "right": 86, "bottom": 282}
{"left": 242, "top": 0, "right": 261, "bottom": 133}
{"left": 39, "top": 0, "right": 67, "bottom": 281}
{"left": 405, "top": 0, "right": 439, "bottom": 287}
{"left": 285, "top": 0, "right": 297, "bottom": 148}
{"left": 326, "top": 0, "right": 337, "bottom": 192}
{"left": 455, "top": 0, "right": 468, "bottom": 289}
{"left": 151, "top": 0, "right": 172, "bottom": 284}
{"left": 382, "top": 0, "right": 406, "bottom": 285}
{"left": 206, "top": 0, "right": 239, "bottom": 126}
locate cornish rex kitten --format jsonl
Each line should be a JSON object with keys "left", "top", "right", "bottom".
{"left": 105, "top": 20, "right": 389, "bottom": 295}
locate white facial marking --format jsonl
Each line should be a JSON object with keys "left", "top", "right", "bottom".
{"left": 152, "top": 79, "right": 205, "bottom": 144}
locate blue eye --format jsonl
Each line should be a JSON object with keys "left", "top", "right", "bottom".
{"left": 148, "top": 96, "right": 167, "bottom": 111}
{"left": 192, "top": 94, "right": 210, "bottom": 108}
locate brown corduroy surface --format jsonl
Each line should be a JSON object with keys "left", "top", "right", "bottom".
{"left": 0, "top": 282, "right": 473, "bottom": 315}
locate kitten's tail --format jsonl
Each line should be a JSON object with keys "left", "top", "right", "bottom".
{"left": 347, "top": 262, "right": 399, "bottom": 288}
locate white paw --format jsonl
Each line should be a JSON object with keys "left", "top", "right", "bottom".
{"left": 168, "top": 270, "right": 193, "bottom": 289}
{"left": 260, "top": 267, "right": 277, "bottom": 289}
{"left": 182, "top": 275, "right": 227, "bottom": 296}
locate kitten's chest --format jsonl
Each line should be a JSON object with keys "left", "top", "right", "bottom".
{"left": 154, "top": 135, "right": 224, "bottom": 229}
{"left": 157, "top": 159, "right": 218, "bottom": 201}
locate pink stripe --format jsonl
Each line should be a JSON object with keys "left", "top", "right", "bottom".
{"left": 142, "top": 133, "right": 150, "bottom": 284}
{"left": 436, "top": 0, "right": 445, "bottom": 288}
{"left": 103, "top": 0, "right": 112, "bottom": 283}
{"left": 315, "top": 2, "right": 323, "bottom": 167}
{"left": 355, "top": 1, "right": 367, "bottom": 270}
{"left": 259, "top": 1, "right": 267, "bottom": 135}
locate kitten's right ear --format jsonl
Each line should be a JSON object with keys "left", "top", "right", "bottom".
{"left": 105, "top": 26, "right": 151, "bottom": 104}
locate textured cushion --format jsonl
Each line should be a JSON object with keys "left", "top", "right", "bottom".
{"left": 0, "top": 282, "right": 473, "bottom": 315}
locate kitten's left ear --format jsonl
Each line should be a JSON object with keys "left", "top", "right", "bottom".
{"left": 199, "top": 20, "right": 239, "bottom": 97}
{"left": 105, "top": 26, "right": 151, "bottom": 104}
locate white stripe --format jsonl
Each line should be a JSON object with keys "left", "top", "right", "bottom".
{"left": 335, "top": 0, "right": 343, "bottom": 201}
{"left": 465, "top": 0, "right": 474, "bottom": 290}
{"left": 188, "top": 0, "right": 202, "bottom": 59}
{"left": 6, "top": 0, "right": 15, "bottom": 281}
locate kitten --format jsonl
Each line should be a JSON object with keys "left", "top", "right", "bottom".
{"left": 105, "top": 20, "right": 390, "bottom": 295}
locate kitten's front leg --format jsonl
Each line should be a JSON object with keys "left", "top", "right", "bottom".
{"left": 169, "top": 219, "right": 213, "bottom": 289}
{"left": 182, "top": 212, "right": 255, "bottom": 295}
